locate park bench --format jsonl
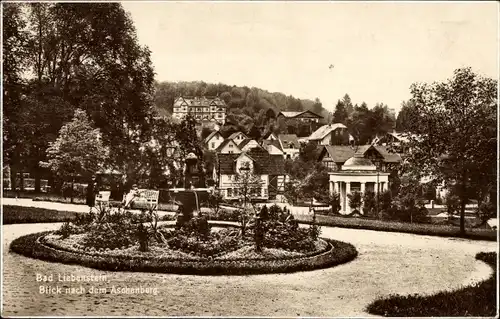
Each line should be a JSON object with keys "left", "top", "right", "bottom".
{"left": 140, "top": 189, "right": 160, "bottom": 210}
{"left": 95, "top": 191, "right": 111, "bottom": 206}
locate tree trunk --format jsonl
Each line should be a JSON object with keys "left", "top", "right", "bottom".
{"left": 34, "top": 167, "right": 41, "bottom": 193}
{"left": 70, "top": 177, "right": 74, "bottom": 204}
{"left": 460, "top": 173, "right": 467, "bottom": 235}
{"left": 10, "top": 166, "right": 17, "bottom": 193}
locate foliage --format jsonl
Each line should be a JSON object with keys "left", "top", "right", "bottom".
{"left": 42, "top": 109, "right": 106, "bottom": 186}
{"left": 325, "top": 192, "right": 341, "bottom": 215}
{"left": 478, "top": 201, "right": 495, "bottom": 225}
{"left": 233, "top": 161, "right": 263, "bottom": 207}
{"left": 167, "top": 228, "right": 240, "bottom": 257}
{"left": 207, "top": 190, "right": 224, "bottom": 215}
{"left": 347, "top": 191, "right": 362, "bottom": 212}
{"left": 367, "top": 252, "right": 497, "bottom": 317}
{"left": 402, "top": 67, "right": 497, "bottom": 234}
{"left": 362, "top": 191, "right": 377, "bottom": 217}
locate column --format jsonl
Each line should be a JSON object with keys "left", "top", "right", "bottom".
{"left": 346, "top": 182, "right": 351, "bottom": 214}
{"left": 333, "top": 181, "right": 338, "bottom": 194}
{"left": 375, "top": 181, "right": 379, "bottom": 194}
{"left": 339, "top": 182, "right": 344, "bottom": 213}
{"left": 329, "top": 181, "right": 333, "bottom": 195}
{"left": 360, "top": 182, "right": 366, "bottom": 194}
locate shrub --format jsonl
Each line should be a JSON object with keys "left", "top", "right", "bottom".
{"left": 82, "top": 223, "right": 135, "bottom": 250}
{"left": 167, "top": 228, "right": 240, "bottom": 257}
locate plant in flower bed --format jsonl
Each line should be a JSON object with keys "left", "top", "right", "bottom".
{"left": 366, "top": 252, "right": 497, "bottom": 317}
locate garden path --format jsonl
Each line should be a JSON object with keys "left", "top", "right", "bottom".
{"left": 2, "top": 213, "right": 496, "bottom": 316}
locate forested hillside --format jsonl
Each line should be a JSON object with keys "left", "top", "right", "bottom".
{"left": 154, "top": 81, "right": 331, "bottom": 135}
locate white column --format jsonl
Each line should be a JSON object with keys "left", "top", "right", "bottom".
{"left": 375, "top": 181, "right": 379, "bottom": 194}
{"left": 346, "top": 182, "right": 351, "bottom": 214}
{"left": 360, "top": 182, "right": 366, "bottom": 194}
{"left": 333, "top": 181, "right": 338, "bottom": 194}
{"left": 329, "top": 181, "right": 333, "bottom": 195}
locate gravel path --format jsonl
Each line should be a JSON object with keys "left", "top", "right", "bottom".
{"left": 2, "top": 221, "right": 496, "bottom": 317}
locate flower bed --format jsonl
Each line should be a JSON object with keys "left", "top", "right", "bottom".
{"left": 3, "top": 205, "right": 83, "bottom": 224}
{"left": 366, "top": 252, "right": 497, "bottom": 316}
{"left": 10, "top": 230, "right": 357, "bottom": 275}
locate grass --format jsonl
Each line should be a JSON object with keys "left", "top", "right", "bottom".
{"left": 297, "top": 214, "right": 497, "bottom": 241}
{"left": 366, "top": 252, "right": 497, "bottom": 317}
{"left": 2, "top": 205, "right": 83, "bottom": 224}
{"left": 9, "top": 231, "right": 358, "bottom": 275}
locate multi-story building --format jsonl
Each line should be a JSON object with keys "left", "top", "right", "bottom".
{"left": 172, "top": 96, "right": 227, "bottom": 124}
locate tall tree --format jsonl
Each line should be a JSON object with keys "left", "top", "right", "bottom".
{"left": 332, "top": 100, "right": 348, "bottom": 124}
{"left": 396, "top": 100, "right": 418, "bottom": 132}
{"left": 403, "top": 67, "right": 497, "bottom": 234}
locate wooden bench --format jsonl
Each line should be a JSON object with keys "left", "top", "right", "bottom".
{"left": 140, "top": 189, "right": 160, "bottom": 209}
{"left": 95, "top": 191, "right": 111, "bottom": 207}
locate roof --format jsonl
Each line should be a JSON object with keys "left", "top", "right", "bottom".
{"left": 204, "top": 130, "right": 221, "bottom": 143}
{"left": 174, "top": 96, "right": 227, "bottom": 108}
{"left": 228, "top": 132, "right": 247, "bottom": 140}
{"left": 321, "top": 146, "right": 356, "bottom": 162}
{"left": 320, "top": 145, "right": 401, "bottom": 163}
{"left": 217, "top": 148, "right": 286, "bottom": 175}
{"left": 278, "top": 110, "right": 323, "bottom": 119}
{"left": 343, "top": 155, "right": 377, "bottom": 171}
{"left": 215, "top": 139, "right": 240, "bottom": 152}
{"left": 238, "top": 138, "right": 262, "bottom": 150}
{"left": 262, "top": 139, "right": 283, "bottom": 152}
{"left": 308, "top": 123, "right": 348, "bottom": 141}
{"left": 278, "top": 134, "right": 300, "bottom": 149}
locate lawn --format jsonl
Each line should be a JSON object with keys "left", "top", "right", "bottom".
{"left": 296, "top": 214, "right": 497, "bottom": 241}
{"left": 3, "top": 205, "right": 82, "bottom": 224}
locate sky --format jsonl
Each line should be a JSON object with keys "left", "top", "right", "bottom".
{"left": 121, "top": 1, "right": 498, "bottom": 113}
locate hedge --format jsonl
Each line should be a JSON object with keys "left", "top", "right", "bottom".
{"left": 298, "top": 215, "right": 497, "bottom": 241}
{"left": 366, "top": 252, "right": 497, "bottom": 316}
{"left": 9, "top": 231, "right": 358, "bottom": 276}
{"left": 3, "top": 205, "right": 83, "bottom": 224}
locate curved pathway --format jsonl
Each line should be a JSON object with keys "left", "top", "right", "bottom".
{"left": 2, "top": 222, "right": 496, "bottom": 317}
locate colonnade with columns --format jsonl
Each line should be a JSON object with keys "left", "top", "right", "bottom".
{"left": 328, "top": 172, "right": 390, "bottom": 215}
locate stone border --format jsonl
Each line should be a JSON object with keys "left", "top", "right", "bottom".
{"left": 10, "top": 230, "right": 358, "bottom": 275}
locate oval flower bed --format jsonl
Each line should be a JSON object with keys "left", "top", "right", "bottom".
{"left": 10, "top": 229, "right": 357, "bottom": 275}
{"left": 9, "top": 206, "right": 358, "bottom": 275}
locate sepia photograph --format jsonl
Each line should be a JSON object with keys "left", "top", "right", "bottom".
{"left": 1, "top": 0, "right": 498, "bottom": 317}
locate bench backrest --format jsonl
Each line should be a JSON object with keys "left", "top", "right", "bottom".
{"left": 140, "top": 189, "right": 159, "bottom": 206}
{"left": 96, "top": 191, "right": 111, "bottom": 202}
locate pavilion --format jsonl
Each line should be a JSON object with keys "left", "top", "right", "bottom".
{"left": 329, "top": 153, "right": 389, "bottom": 215}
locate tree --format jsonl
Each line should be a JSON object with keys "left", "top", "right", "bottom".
{"left": 332, "top": 100, "right": 348, "bottom": 124}
{"left": 396, "top": 100, "right": 417, "bottom": 132}
{"left": 233, "top": 162, "right": 263, "bottom": 236}
{"left": 347, "top": 191, "right": 362, "bottom": 213}
{"left": 207, "top": 190, "right": 223, "bottom": 215}
{"left": 403, "top": 67, "right": 497, "bottom": 234}
{"left": 326, "top": 192, "right": 341, "bottom": 215}
{"left": 42, "top": 109, "right": 107, "bottom": 203}
{"left": 362, "top": 191, "right": 377, "bottom": 217}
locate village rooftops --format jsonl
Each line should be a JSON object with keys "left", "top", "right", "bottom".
{"left": 308, "top": 123, "right": 348, "bottom": 141}
{"left": 278, "top": 134, "right": 300, "bottom": 149}
{"left": 278, "top": 110, "right": 323, "bottom": 119}
{"left": 320, "top": 144, "right": 402, "bottom": 163}
{"left": 217, "top": 148, "right": 286, "bottom": 175}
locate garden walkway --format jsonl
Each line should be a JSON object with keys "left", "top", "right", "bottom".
{"left": 1, "top": 200, "right": 497, "bottom": 316}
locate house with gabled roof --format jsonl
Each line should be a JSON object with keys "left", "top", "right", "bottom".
{"left": 262, "top": 139, "right": 284, "bottom": 156}
{"left": 204, "top": 130, "right": 224, "bottom": 151}
{"left": 308, "top": 123, "right": 353, "bottom": 146}
{"left": 277, "top": 110, "right": 323, "bottom": 123}
{"left": 215, "top": 139, "right": 241, "bottom": 154}
{"left": 278, "top": 134, "right": 300, "bottom": 159}
{"left": 318, "top": 144, "right": 401, "bottom": 172}
{"left": 216, "top": 148, "right": 289, "bottom": 200}
{"left": 228, "top": 131, "right": 248, "bottom": 144}
{"left": 238, "top": 138, "right": 262, "bottom": 152}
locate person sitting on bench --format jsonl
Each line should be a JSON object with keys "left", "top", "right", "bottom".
{"left": 123, "top": 184, "right": 140, "bottom": 209}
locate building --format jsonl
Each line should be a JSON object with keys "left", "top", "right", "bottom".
{"left": 308, "top": 123, "right": 353, "bottom": 146}
{"left": 262, "top": 139, "right": 285, "bottom": 156}
{"left": 329, "top": 154, "right": 390, "bottom": 215}
{"left": 278, "top": 134, "right": 301, "bottom": 159}
{"left": 204, "top": 131, "right": 224, "bottom": 151}
{"left": 239, "top": 139, "right": 262, "bottom": 152}
{"left": 318, "top": 144, "right": 402, "bottom": 172}
{"left": 215, "top": 139, "right": 242, "bottom": 154}
{"left": 172, "top": 96, "right": 227, "bottom": 124}
{"left": 277, "top": 110, "right": 323, "bottom": 123}
{"left": 227, "top": 131, "right": 248, "bottom": 144}
{"left": 216, "top": 148, "right": 288, "bottom": 200}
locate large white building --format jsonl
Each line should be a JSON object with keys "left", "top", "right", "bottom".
{"left": 172, "top": 96, "right": 227, "bottom": 124}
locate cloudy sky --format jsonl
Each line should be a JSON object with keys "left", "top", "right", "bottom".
{"left": 122, "top": 1, "right": 498, "bottom": 113}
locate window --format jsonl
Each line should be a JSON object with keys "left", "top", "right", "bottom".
{"left": 228, "top": 188, "right": 233, "bottom": 197}
{"left": 228, "top": 144, "right": 233, "bottom": 148}
{"left": 211, "top": 142, "right": 215, "bottom": 149}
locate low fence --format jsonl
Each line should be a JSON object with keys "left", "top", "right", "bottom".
{"left": 3, "top": 178, "right": 49, "bottom": 192}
